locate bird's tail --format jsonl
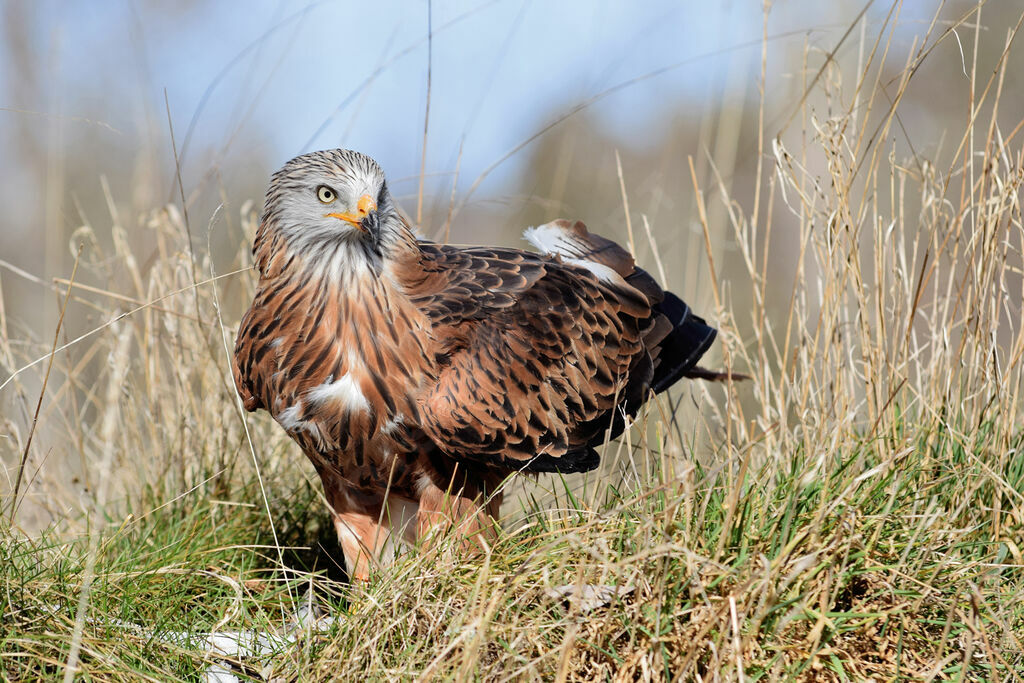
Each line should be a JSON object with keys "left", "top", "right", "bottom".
{"left": 647, "top": 291, "right": 719, "bottom": 394}
{"left": 682, "top": 365, "right": 751, "bottom": 382}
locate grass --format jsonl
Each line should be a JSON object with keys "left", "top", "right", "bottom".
{"left": 2, "top": 4, "right": 1024, "bottom": 680}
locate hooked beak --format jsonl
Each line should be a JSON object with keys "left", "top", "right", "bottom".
{"left": 326, "top": 194, "right": 377, "bottom": 232}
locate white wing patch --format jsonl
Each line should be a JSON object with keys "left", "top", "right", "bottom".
{"left": 524, "top": 222, "right": 625, "bottom": 285}
{"left": 306, "top": 372, "right": 370, "bottom": 412}
{"left": 276, "top": 403, "right": 305, "bottom": 431}
{"left": 565, "top": 259, "right": 622, "bottom": 283}
{"left": 276, "top": 402, "right": 321, "bottom": 438}
{"left": 523, "top": 222, "right": 578, "bottom": 257}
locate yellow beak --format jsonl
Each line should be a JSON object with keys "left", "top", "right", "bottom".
{"left": 326, "top": 194, "right": 377, "bottom": 231}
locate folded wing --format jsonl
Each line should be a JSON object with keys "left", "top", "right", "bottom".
{"left": 407, "top": 220, "right": 716, "bottom": 473}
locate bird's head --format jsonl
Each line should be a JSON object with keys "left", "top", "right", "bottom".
{"left": 258, "top": 149, "right": 409, "bottom": 276}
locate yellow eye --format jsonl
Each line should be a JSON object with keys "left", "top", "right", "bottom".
{"left": 316, "top": 185, "right": 336, "bottom": 203}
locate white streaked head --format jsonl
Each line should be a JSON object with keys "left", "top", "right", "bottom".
{"left": 261, "top": 149, "right": 410, "bottom": 276}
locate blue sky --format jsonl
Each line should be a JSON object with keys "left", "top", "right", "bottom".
{"left": 0, "top": 2, "right": 821, "bottom": 195}
{"left": 0, "top": 0, "right": 957, "bottom": 240}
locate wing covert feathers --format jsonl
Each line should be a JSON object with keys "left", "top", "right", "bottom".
{"left": 407, "top": 219, "right": 725, "bottom": 474}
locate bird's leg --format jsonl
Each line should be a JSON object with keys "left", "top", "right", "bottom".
{"left": 323, "top": 481, "right": 416, "bottom": 582}
{"left": 415, "top": 466, "right": 503, "bottom": 556}
{"left": 331, "top": 509, "right": 380, "bottom": 582}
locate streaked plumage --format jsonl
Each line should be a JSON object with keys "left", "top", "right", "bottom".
{"left": 233, "top": 149, "right": 727, "bottom": 580}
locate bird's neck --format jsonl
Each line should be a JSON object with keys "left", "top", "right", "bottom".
{"left": 251, "top": 221, "right": 431, "bottom": 353}
{"left": 253, "top": 220, "right": 421, "bottom": 287}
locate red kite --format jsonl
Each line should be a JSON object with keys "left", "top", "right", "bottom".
{"left": 233, "top": 149, "right": 732, "bottom": 580}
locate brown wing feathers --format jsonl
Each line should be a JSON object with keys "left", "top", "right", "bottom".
{"left": 402, "top": 219, "right": 721, "bottom": 474}
{"left": 412, "top": 255, "right": 633, "bottom": 470}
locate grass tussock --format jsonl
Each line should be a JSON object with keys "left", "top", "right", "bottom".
{"left": 2, "top": 6, "right": 1024, "bottom": 681}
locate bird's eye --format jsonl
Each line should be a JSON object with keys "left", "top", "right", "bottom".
{"left": 316, "top": 185, "right": 336, "bottom": 203}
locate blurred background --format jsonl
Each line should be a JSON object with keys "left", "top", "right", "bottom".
{"left": 5, "top": 0, "right": 1020, "bottom": 332}
{"left": 2, "top": 0, "right": 1022, "bottom": 524}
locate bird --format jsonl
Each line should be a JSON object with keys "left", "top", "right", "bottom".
{"left": 233, "top": 149, "right": 735, "bottom": 581}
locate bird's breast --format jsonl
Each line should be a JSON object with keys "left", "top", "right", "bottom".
{"left": 251, "top": 271, "right": 438, "bottom": 478}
